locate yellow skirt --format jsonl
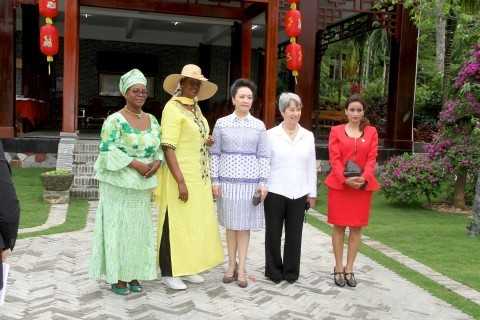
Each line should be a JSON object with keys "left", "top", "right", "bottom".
{"left": 155, "top": 165, "right": 224, "bottom": 276}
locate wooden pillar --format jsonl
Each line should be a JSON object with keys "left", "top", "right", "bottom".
{"left": 263, "top": 0, "right": 279, "bottom": 129}
{"left": 386, "top": 5, "right": 418, "bottom": 149}
{"left": 0, "top": 0, "right": 15, "bottom": 138}
{"left": 241, "top": 20, "right": 252, "bottom": 79}
{"left": 297, "top": 0, "right": 318, "bottom": 130}
{"left": 62, "top": 0, "right": 80, "bottom": 134}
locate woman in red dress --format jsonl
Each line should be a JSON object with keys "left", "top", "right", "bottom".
{"left": 324, "top": 95, "right": 380, "bottom": 287}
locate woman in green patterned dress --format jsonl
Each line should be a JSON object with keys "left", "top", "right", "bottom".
{"left": 89, "top": 69, "right": 163, "bottom": 295}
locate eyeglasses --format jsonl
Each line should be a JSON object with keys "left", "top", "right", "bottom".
{"left": 131, "top": 88, "right": 148, "bottom": 96}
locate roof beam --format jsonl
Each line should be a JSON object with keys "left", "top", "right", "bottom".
{"left": 79, "top": 0, "right": 245, "bottom": 20}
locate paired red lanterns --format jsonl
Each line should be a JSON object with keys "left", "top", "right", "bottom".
{"left": 283, "top": 0, "right": 303, "bottom": 83}
{"left": 38, "top": 0, "right": 59, "bottom": 74}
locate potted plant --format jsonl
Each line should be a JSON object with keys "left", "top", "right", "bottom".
{"left": 40, "top": 169, "right": 74, "bottom": 204}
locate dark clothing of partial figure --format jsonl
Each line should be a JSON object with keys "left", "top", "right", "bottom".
{"left": 0, "top": 142, "right": 20, "bottom": 290}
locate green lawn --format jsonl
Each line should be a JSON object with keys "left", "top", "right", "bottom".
{"left": 12, "top": 167, "right": 50, "bottom": 228}
{"left": 12, "top": 167, "right": 90, "bottom": 238}
{"left": 314, "top": 182, "right": 480, "bottom": 319}
{"left": 18, "top": 199, "right": 89, "bottom": 239}
{"left": 315, "top": 182, "right": 480, "bottom": 291}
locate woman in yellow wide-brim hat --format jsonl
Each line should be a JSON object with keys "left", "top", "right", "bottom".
{"left": 155, "top": 64, "right": 224, "bottom": 290}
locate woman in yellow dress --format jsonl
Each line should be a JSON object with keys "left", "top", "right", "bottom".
{"left": 155, "top": 64, "right": 224, "bottom": 290}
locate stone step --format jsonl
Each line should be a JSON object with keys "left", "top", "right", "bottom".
{"left": 71, "top": 188, "right": 99, "bottom": 200}
{"left": 73, "top": 176, "right": 99, "bottom": 188}
{"left": 72, "top": 164, "right": 95, "bottom": 176}
{"left": 74, "top": 142, "right": 100, "bottom": 154}
{"left": 73, "top": 153, "right": 98, "bottom": 164}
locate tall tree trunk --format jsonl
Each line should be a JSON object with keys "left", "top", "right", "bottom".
{"left": 383, "top": 45, "right": 389, "bottom": 97}
{"left": 435, "top": 0, "right": 446, "bottom": 73}
{"left": 442, "top": 10, "right": 457, "bottom": 103}
{"left": 453, "top": 169, "right": 467, "bottom": 209}
{"left": 467, "top": 172, "right": 480, "bottom": 236}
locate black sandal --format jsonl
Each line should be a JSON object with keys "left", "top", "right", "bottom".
{"left": 331, "top": 268, "right": 346, "bottom": 287}
{"left": 344, "top": 271, "right": 357, "bottom": 287}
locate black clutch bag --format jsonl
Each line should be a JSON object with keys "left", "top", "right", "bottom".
{"left": 252, "top": 190, "right": 262, "bottom": 206}
{"left": 344, "top": 160, "right": 362, "bottom": 177}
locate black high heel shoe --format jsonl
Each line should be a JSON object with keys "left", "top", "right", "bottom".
{"left": 331, "top": 268, "right": 346, "bottom": 287}
{"left": 344, "top": 270, "right": 357, "bottom": 287}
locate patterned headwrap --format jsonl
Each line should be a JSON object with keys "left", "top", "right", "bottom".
{"left": 118, "top": 69, "right": 147, "bottom": 96}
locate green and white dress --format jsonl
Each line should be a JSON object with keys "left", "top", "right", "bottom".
{"left": 89, "top": 112, "right": 163, "bottom": 284}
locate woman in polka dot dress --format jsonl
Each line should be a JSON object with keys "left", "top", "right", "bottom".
{"left": 210, "top": 78, "right": 270, "bottom": 288}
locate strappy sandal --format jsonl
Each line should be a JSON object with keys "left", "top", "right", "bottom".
{"left": 344, "top": 270, "right": 357, "bottom": 287}
{"left": 237, "top": 271, "right": 248, "bottom": 288}
{"left": 331, "top": 268, "right": 346, "bottom": 287}
{"left": 222, "top": 264, "right": 238, "bottom": 284}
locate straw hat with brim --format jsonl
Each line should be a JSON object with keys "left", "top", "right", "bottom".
{"left": 163, "top": 64, "right": 218, "bottom": 101}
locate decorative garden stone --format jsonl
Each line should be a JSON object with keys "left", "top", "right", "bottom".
{"left": 40, "top": 170, "right": 74, "bottom": 204}
{"left": 467, "top": 172, "right": 480, "bottom": 236}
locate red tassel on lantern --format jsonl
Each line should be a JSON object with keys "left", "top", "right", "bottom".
{"left": 284, "top": 9, "right": 302, "bottom": 39}
{"left": 39, "top": 0, "right": 58, "bottom": 22}
{"left": 285, "top": 42, "right": 303, "bottom": 83}
{"left": 40, "top": 24, "right": 59, "bottom": 74}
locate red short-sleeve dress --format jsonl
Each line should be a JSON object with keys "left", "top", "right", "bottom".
{"left": 324, "top": 124, "right": 380, "bottom": 227}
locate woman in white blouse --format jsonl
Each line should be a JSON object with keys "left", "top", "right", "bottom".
{"left": 264, "top": 92, "right": 317, "bottom": 283}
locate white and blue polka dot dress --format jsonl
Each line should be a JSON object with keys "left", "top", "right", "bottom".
{"left": 210, "top": 113, "right": 270, "bottom": 230}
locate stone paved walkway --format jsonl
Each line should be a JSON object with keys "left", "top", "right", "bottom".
{"left": 1, "top": 202, "right": 472, "bottom": 320}
{"left": 309, "top": 211, "right": 480, "bottom": 306}
{"left": 18, "top": 204, "right": 68, "bottom": 234}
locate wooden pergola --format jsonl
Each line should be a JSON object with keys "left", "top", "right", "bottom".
{"left": 279, "top": 0, "right": 418, "bottom": 149}
{"left": 0, "top": 0, "right": 279, "bottom": 136}
{"left": 1, "top": 0, "right": 418, "bottom": 150}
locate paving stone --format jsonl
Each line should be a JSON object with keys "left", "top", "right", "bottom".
{"left": 1, "top": 202, "right": 473, "bottom": 319}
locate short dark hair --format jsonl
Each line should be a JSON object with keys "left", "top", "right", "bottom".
{"left": 230, "top": 78, "right": 257, "bottom": 99}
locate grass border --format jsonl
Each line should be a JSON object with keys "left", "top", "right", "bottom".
{"left": 18, "top": 199, "right": 90, "bottom": 239}
{"left": 307, "top": 214, "right": 480, "bottom": 320}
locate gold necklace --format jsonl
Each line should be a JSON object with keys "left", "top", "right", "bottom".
{"left": 123, "top": 106, "right": 143, "bottom": 119}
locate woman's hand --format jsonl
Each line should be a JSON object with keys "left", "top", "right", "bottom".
{"left": 258, "top": 186, "right": 268, "bottom": 202}
{"left": 307, "top": 197, "right": 316, "bottom": 209}
{"left": 206, "top": 135, "right": 214, "bottom": 147}
{"left": 345, "top": 176, "right": 365, "bottom": 189}
{"left": 212, "top": 185, "right": 221, "bottom": 199}
{"left": 178, "top": 181, "right": 189, "bottom": 202}
{"left": 1, "top": 249, "right": 11, "bottom": 262}
{"left": 144, "top": 160, "right": 161, "bottom": 178}
{"left": 129, "top": 160, "right": 151, "bottom": 176}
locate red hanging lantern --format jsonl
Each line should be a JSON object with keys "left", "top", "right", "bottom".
{"left": 285, "top": 42, "right": 303, "bottom": 77}
{"left": 284, "top": 9, "right": 302, "bottom": 38}
{"left": 39, "top": 0, "right": 58, "bottom": 75}
{"left": 283, "top": 0, "right": 302, "bottom": 82}
{"left": 40, "top": 24, "right": 59, "bottom": 74}
{"left": 39, "top": 0, "right": 58, "bottom": 21}
{"left": 288, "top": 0, "right": 299, "bottom": 9}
